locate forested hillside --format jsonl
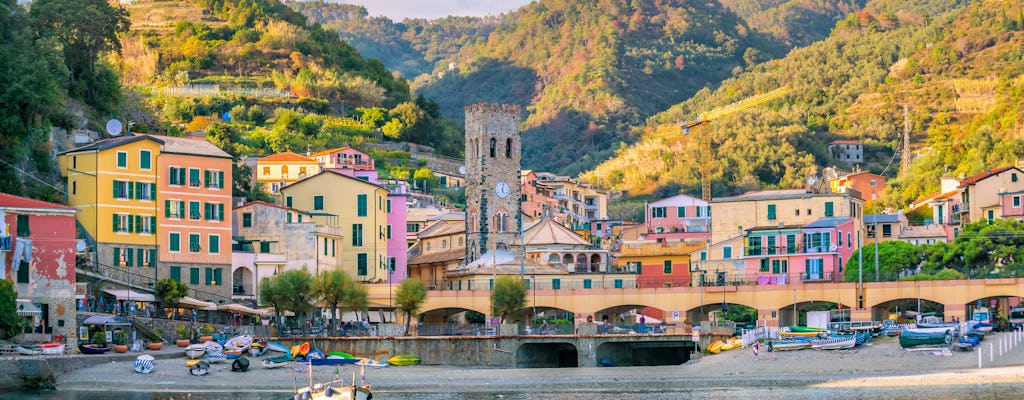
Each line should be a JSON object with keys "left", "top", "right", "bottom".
{"left": 293, "top": 0, "right": 826, "bottom": 176}
{"left": 719, "top": 0, "right": 866, "bottom": 47}
{"left": 583, "top": 0, "right": 1024, "bottom": 209}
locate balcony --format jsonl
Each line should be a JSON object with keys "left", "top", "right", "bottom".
{"left": 620, "top": 241, "right": 699, "bottom": 256}
{"left": 315, "top": 224, "right": 343, "bottom": 237}
{"left": 801, "top": 272, "right": 834, "bottom": 282}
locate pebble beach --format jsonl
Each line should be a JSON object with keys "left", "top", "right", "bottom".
{"left": 51, "top": 332, "right": 1024, "bottom": 394}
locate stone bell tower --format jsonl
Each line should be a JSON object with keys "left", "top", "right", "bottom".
{"left": 464, "top": 103, "right": 522, "bottom": 264}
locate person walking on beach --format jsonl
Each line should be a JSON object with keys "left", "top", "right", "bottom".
{"left": 752, "top": 340, "right": 760, "bottom": 361}
{"left": 766, "top": 339, "right": 776, "bottom": 360}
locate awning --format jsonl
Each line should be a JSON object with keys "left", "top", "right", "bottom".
{"left": 259, "top": 307, "right": 294, "bottom": 317}
{"left": 101, "top": 288, "right": 156, "bottom": 302}
{"left": 17, "top": 299, "right": 42, "bottom": 316}
{"left": 218, "top": 303, "right": 265, "bottom": 316}
{"left": 82, "top": 315, "right": 132, "bottom": 326}
{"left": 177, "top": 296, "right": 217, "bottom": 310}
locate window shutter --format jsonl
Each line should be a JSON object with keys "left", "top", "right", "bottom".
{"left": 127, "top": 182, "right": 134, "bottom": 199}
{"left": 112, "top": 214, "right": 119, "bottom": 232}
{"left": 179, "top": 201, "right": 185, "bottom": 217}
{"left": 148, "top": 249, "right": 156, "bottom": 267}
{"left": 135, "top": 215, "right": 142, "bottom": 233}
{"left": 135, "top": 182, "right": 142, "bottom": 199}
{"left": 150, "top": 217, "right": 156, "bottom": 233}
{"left": 165, "top": 201, "right": 170, "bottom": 217}
{"left": 113, "top": 182, "right": 119, "bottom": 198}
{"left": 204, "top": 170, "right": 211, "bottom": 188}
{"left": 150, "top": 184, "right": 157, "bottom": 200}
{"left": 137, "top": 249, "right": 144, "bottom": 267}
{"left": 113, "top": 248, "right": 119, "bottom": 266}
{"left": 218, "top": 204, "right": 224, "bottom": 221}
{"left": 178, "top": 168, "right": 186, "bottom": 185}
{"left": 126, "top": 248, "right": 134, "bottom": 267}
{"left": 127, "top": 214, "right": 134, "bottom": 232}
{"left": 204, "top": 203, "right": 211, "bottom": 220}
{"left": 218, "top": 171, "right": 224, "bottom": 188}
{"left": 214, "top": 268, "right": 222, "bottom": 286}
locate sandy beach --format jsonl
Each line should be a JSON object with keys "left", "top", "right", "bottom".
{"left": 54, "top": 332, "right": 1024, "bottom": 394}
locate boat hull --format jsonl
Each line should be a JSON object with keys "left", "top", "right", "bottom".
{"left": 78, "top": 344, "right": 110, "bottom": 354}
{"left": 899, "top": 334, "right": 948, "bottom": 348}
{"left": 810, "top": 337, "right": 856, "bottom": 350}
{"left": 387, "top": 355, "right": 421, "bottom": 366}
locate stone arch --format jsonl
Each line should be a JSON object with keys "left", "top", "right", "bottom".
{"left": 869, "top": 297, "right": 945, "bottom": 323}
{"left": 593, "top": 304, "right": 667, "bottom": 327}
{"left": 575, "top": 254, "right": 587, "bottom": 270}
{"left": 505, "top": 138, "right": 513, "bottom": 158}
{"left": 590, "top": 254, "right": 602, "bottom": 271}
{"left": 232, "top": 266, "right": 254, "bottom": 296}
{"left": 684, "top": 301, "right": 759, "bottom": 325}
{"left": 489, "top": 138, "right": 496, "bottom": 157}
{"left": 775, "top": 300, "right": 841, "bottom": 327}
{"left": 419, "top": 306, "right": 487, "bottom": 324}
{"left": 563, "top": 254, "right": 573, "bottom": 264}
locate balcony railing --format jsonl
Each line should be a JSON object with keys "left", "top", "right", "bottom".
{"left": 801, "top": 272, "right": 833, "bottom": 282}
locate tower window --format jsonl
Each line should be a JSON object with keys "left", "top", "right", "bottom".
{"left": 505, "top": 138, "right": 512, "bottom": 158}
{"left": 490, "top": 138, "right": 496, "bottom": 157}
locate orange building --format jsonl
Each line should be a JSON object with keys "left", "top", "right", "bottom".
{"left": 831, "top": 171, "right": 885, "bottom": 202}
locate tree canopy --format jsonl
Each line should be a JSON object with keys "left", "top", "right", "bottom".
{"left": 154, "top": 278, "right": 189, "bottom": 317}
{"left": 395, "top": 278, "right": 427, "bottom": 335}
{"left": 491, "top": 276, "right": 527, "bottom": 323}
{"left": 0, "top": 280, "right": 24, "bottom": 340}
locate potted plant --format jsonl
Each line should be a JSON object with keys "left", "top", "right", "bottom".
{"left": 112, "top": 331, "right": 128, "bottom": 353}
{"left": 149, "top": 328, "right": 164, "bottom": 350}
{"left": 199, "top": 323, "right": 214, "bottom": 343}
{"left": 91, "top": 331, "right": 107, "bottom": 347}
{"left": 175, "top": 325, "right": 190, "bottom": 347}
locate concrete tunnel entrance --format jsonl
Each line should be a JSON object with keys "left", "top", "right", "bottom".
{"left": 516, "top": 343, "right": 579, "bottom": 368}
{"left": 596, "top": 341, "right": 695, "bottom": 367}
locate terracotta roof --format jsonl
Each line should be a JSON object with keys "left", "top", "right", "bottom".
{"left": 959, "top": 166, "right": 1019, "bottom": 186}
{"left": 59, "top": 135, "right": 156, "bottom": 155}
{"left": 899, "top": 224, "right": 949, "bottom": 239}
{"left": 408, "top": 248, "right": 464, "bottom": 266}
{"left": 309, "top": 147, "right": 351, "bottom": 157}
{"left": 258, "top": 151, "right": 317, "bottom": 163}
{"left": 830, "top": 140, "right": 863, "bottom": 145}
{"left": 418, "top": 220, "right": 465, "bottom": 239}
{"left": 523, "top": 219, "right": 590, "bottom": 246}
{"left": 0, "top": 192, "right": 74, "bottom": 210}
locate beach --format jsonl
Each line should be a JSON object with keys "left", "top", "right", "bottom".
{"left": 49, "top": 332, "right": 1024, "bottom": 394}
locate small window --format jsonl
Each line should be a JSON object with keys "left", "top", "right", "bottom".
{"left": 663, "top": 260, "right": 672, "bottom": 274}
{"left": 505, "top": 138, "right": 512, "bottom": 158}
{"left": 189, "top": 168, "right": 201, "bottom": 187}
{"left": 16, "top": 215, "right": 30, "bottom": 237}
{"left": 313, "top": 195, "right": 324, "bottom": 211}
{"left": 139, "top": 150, "right": 151, "bottom": 170}
{"left": 552, "top": 279, "right": 561, "bottom": 290}
{"left": 189, "top": 233, "right": 201, "bottom": 253}
{"left": 723, "top": 246, "right": 732, "bottom": 259}
{"left": 1014, "top": 173, "right": 1019, "bottom": 183}
{"left": 262, "top": 167, "right": 270, "bottom": 176}
{"left": 1015, "top": 197, "right": 1021, "bottom": 207}
{"left": 357, "top": 194, "right": 367, "bottom": 216}
{"left": 116, "top": 151, "right": 127, "bottom": 168}
{"left": 767, "top": 204, "right": 776, "bottom": 220}
{"left": 169, "top": 233, "right": 180, "bottom": 252}
{"left": 489, "top": 138, "right": 496, "bottom": 157}
{"left": 242, "top": 213, "right": 253, "bottom": 228}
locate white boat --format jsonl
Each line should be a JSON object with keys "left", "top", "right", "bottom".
{"left": 224, "top": 335, "right": 253, "bottom": 351}
{"left": 203, "top": 341, "right": 224, "bottom": 354}
{"left": 905, "top": 327, "right": 956, "bottom": 334}
{"left": 262, "top": 356, "right": 291, "bottom": 369}
{"left": 185, "top": 344, "right": 206, "bottom": 359}
{"left": 16, "top": 345, "right": 43, "bottom": 356}
{"left": 292, "top": 379, "right": 372, "bottom": 400}
{"left": 40, "top": 342, "right": 65, "bottom": 355}
{"left": 266, "top": 342, "right": 289, "bottom": 353}
{"left": 354, "top": 358, "right": 389, "bottom": 368}
{"left": 772, "top": 341, "right": 811, "bottom": 351}
{"left": 810, "top": 336, "right": 856, "bottom": 350}
{"left": 134, "top": 355, "right": 155, "bottom": 374}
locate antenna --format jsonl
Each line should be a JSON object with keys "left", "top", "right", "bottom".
{"left": 105, "top": 119, "right": 123, "bottom": 136}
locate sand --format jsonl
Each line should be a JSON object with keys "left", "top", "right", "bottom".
{"left": 54, "top": 332, "right": 1024, "bottom": 394}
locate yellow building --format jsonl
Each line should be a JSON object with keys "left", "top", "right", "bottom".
{"left": 407, "top": 218, "right": 465, "bottom": 290}
{"left": 255, "top": 151, "right": 321, "bottom": 194}
{"left": 710, "top": 189, "right": 864, "bottom": 245}
{"left": 534, "top": 172, "right": 609, "bottom": 225}
{"left": 280, "top": 170, "right": 389, "bottom": 282}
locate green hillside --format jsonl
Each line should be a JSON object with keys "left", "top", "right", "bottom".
{"left": 583, "top": 0, "right": 1024, "bottom": 208}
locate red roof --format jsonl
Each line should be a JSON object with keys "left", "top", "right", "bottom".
{"left": 0, "top": 192, "right": 74, "bottom": 210}
{"left": 830, "top": 140, "right": 863, "bottom": 145}
{"left": 309, "top": 147, "right": 351, "bottom": 157}
{"left": 959, "top": 166, "right": 1018, "bottom": 186}
{"left": 258, "top": 151, "right": 317, "bottom": 163}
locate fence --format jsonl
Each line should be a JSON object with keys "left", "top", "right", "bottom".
{"left": 741, "top": 326, "right": 780, "bottom": 347}
{"left": 159, "top": 85, "right": 291, "bottom": 99}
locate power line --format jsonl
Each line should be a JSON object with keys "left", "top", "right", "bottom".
{"left": 0, "top": 157, "right": 66, "bottom": 195}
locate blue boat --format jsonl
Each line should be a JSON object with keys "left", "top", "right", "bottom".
{"left": 297, "top": 357, "right": 361, "bottom": 366}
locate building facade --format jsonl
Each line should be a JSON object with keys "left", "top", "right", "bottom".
{"left": 644, "top": 193, "right": 711, "bottom": 242}
{"left": 311, "top": 146, "right": 375, "bottom": 171}
{"left": 255, "top": 151, "right": 321, "bottom": 194}
{"left": 830, "top": 171, "right": 885, "bottom": 202}
{"left": 828, "top": 140, "right": 864, "bottom": 163}
{"left": 1, "top": 193, "right": 78, "bottom": 349}
{"left": 742, "top": 217, "right": 857, "bottom": 285}
{"left": 407, "top": 218, "right": 466, "bottom": 290}
{"left": 464, "top": 103, "right": 522, "bottom": 263}
{"left": 957, "top": 165, "right": 1024, "bottom": 226}
{"left": 617, "top": 240, "right": 703, "bottom": 288}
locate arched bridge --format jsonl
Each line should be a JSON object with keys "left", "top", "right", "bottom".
{"left": 367, "top": 278, "right": 1024, "bottom": 326}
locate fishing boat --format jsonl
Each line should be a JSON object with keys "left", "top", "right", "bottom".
{"left": 185, "top": 344, "right": 206, "bottom": 359}
{"left": 810, "top": 335, "right": 856, "bottom": 350}
{"left": 225, "top": 350, "right": 243, "bottom": 359}
{"left": 248, "top": 345, "right": 267, "bottom": 357}
{"left": 261, "top": 355, "right": 292, "bottom": 369}
{"left": 40, "top": 342, "right": 65, "bottom": 355}
{"left": 899, "top": 330, "right": 949, "bottom": 348}
{"left": 788, "top": 326, "right": 826, "bottom": 333}
{"left": 204, "top": 352, "right": 228, "bottom": 363}
{"left": 916, "top": 322, "right": 958, "bottom": 329}
{"left": 78, "top": 343, "right": 110, "bottom": 354}
{"left": 16, "top": 345, "right": 43, "bottom": 356}
{"left": 771, "top": 341, "right": 811, "bottom": 351}
{"left": 134, "top": 355, "right": 155, "bottom": 374}
{"left": 298, "top": 357, "right": 361, "bottom": 366}
{"left": 328, "top": 352, "right": 355, "bottom": 359}
{"left": 291, "top": 357, "right": 373, "bottom": 400}
{"left": 305, "top": 349, "right": 326, "bottom": 360}
{"left": 266, "top": 342, "right": 289, "bottom": 353}
{"left": 386, "top": 354, "right": 421, "bottom": 366}
{"left": 779, "top": 330, "right": 823, "bottom": 338}
{"left": 904, "top": 327, "right": 956, "bottom": 335}
{"left": 970, "top": 322, "right": 994, "bottom": 333}
{"left": 223, "top": 335, "right": 253, "bottom": 351}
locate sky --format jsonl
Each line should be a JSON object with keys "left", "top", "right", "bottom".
{"left": 338, "top": 0, "right": 533, "bottom": 21}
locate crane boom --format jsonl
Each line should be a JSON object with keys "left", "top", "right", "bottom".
{"left": 681, "top": 87, "right": 790, "bottom": 201}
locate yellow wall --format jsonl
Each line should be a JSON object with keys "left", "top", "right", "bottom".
{"left": 255, "top": 160, "right": 321, "bottom": 191}
{"left": 281, "top": 172, "right": 389, "bottom": 282}
{"left": 60, "top": 139, "right": 162, "bottom": 246}
{"left": 711, "top": 194, "right": 863, "bottom": 244}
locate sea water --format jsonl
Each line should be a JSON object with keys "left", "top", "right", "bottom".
{"left": 3, "top": 385, "right": 1023, "bottom": 400}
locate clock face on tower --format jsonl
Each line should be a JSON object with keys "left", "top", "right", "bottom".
{"left": 494, "top": 181, "right": 510, "bottom": 198}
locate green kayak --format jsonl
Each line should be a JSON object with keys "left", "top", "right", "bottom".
{"left": 788, "top": 326, "right": 826, "bottom": 333}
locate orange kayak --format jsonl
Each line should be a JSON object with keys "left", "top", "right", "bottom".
{"left": 291, "top": 342, "right": 310, "bottom": 358}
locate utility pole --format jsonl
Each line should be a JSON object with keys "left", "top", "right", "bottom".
{"left": 874, "top": 204, "right": 880, "bottom": 282}
{"left": 858, "top": 230, "right": 863, "bottom": 309}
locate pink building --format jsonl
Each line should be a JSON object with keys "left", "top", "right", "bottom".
{"left": 743, "top": 217, "right": 856, "bottom": 285}
{"left": 1, "top": 192, "right": 78, "bottom": 348}
{"left": 311, "top": 147, "right": 375, "bottom": 171}
{"left": 645, "top": 193, "right": 711, "bottom": 242}
{"left": 387, "top": 192, "right": 408, "bottom": 284}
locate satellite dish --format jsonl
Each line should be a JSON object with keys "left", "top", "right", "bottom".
{"left": 105, "top": 119, "right": 123, "bottom": 136}
{"left": 458, "top": 166, "right": 466, "bottom": 175}
{"left": 75, "top": 239, "right": 87, "bottom": 253}
{"left": 807, "top": 176, "right": 818, "bottom": 186}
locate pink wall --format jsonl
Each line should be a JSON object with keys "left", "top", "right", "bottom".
{"left": 744, "top": 219, "right": 855, "bottom": 285}
{"left": 387, "top": 194, "right": 408, "bottom": 284}
{"left": 4, "top": 211, "right": 77, "bottom": 291}
{"left": 646, "top": 194, "right": 710, "bottom": 235}
{"left": 1000, "top": 193, "right": 1024, "bottom": 219}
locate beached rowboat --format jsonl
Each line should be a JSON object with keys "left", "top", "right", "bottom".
{"left": 185, "top": 344, "right": 206, "bottom": 359}
{"left": 810, "top": 336, "right": 856, "bottom": 350}
{"left": 771, "top": 341, "right": 811, "bottom": 351}
{"left": 262, "top": 355, "right": 292, "bottom": 369}
{"left": 78, "top": 343, "right": 110, "bottom": 354}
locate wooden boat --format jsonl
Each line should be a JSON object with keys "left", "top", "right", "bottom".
{"left": 291, "top": 342, "right": 310, "bottom": 359}
{"left": 329, "top": 352, "right": 355, "bottom": 359}
{"left": 810, "top": 336, "right": 856, "bottom": 350}
{"left": 225, "top": 350, "right": 243, "bottom": 359}
{"left": 904, "top": 327, "right": 955, "bottom": 334}
{"left": 267, "top": 342, "right": 289, "bottom": 353}
{"left": 185, "top": 344, "right": 206, "bottom": 359}
{"left": 386, "top": 354, "right": 421, "bottom": 366}
{"left": 779, "top": 330, "right": 822, "bottom": 338}
{"left": 262, "top": 355, "right": 293, "bottom": 369}
{"left": 899, "top": 330, "right": 949, "bottom": 348}
{"left": 771, "top": 341, "right": 811, "bottom": 351}
{"left": 355, "top": 358, "right": 388, "bottom": 368}
{"left": 39, "top": 342, "right": 64, "bottom": 355}
{"left": 292, "top": 379, "right": 372, "bottom": 400}
{"left": 788, "top": 326, "right": 826, "bottom": 333}
{"left": 298, "top": 357, "right": 361, "bottom": 366}
{"left": 134, "top": 355, "right": 155, "bottom": 374}
{"left": 224, "top": 335, "right": 253, "bottom": 351}
{"left": 16, "top": 345, "right": 43, "bottom": 356}
{"left": 78, "top": 343, "right": 110, "bottom": 354}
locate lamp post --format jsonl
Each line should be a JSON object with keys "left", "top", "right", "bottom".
{"left": 857, "top": 230, "right": 863, "bottom": 309}
{"left": 873, "top": 203, "right": 879, "bottom": 282}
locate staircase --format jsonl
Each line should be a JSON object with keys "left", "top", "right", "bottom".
{"left": 77, "top": 259, "right": 156, "bottom": 294}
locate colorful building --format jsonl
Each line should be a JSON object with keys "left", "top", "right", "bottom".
{"left": 864, "top": 213, "right": 907, "bottom": 242}
{"left": 520, "top": 170, "right": 563, "bottom": 222}
{"left": 617, "top": 240, "right": 703, "bottom": 288}
{"left": 957, "top": 165, "right": 1024, "bottom": 226}
{"left": 1, "top": 192, "right": 78, "bottom": 349}
{"left": 59, "top": 134, "right": 234, "bottom": 301}
{"left": 830, "top": 170, "right": 885, "bottom": 202}
{"left": 255, "top": 151, "right": 321, "bottom": 194}
{"left": 644, "top": 193, "right": 711, "bottom": 242}
{"left": 310, "top": 146, "right": 374, "bottom": 171}
{"left": 407, "top": 217, "right": 465, "bottom": 290}
{"left": 280, "top": 170, "right": 390, "bottom": 282}
{"left": 742, "top": 217, "right": 857, "bottom": 285}
{"left": 386, "top": 191, "right": 408, "bottom": 284}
